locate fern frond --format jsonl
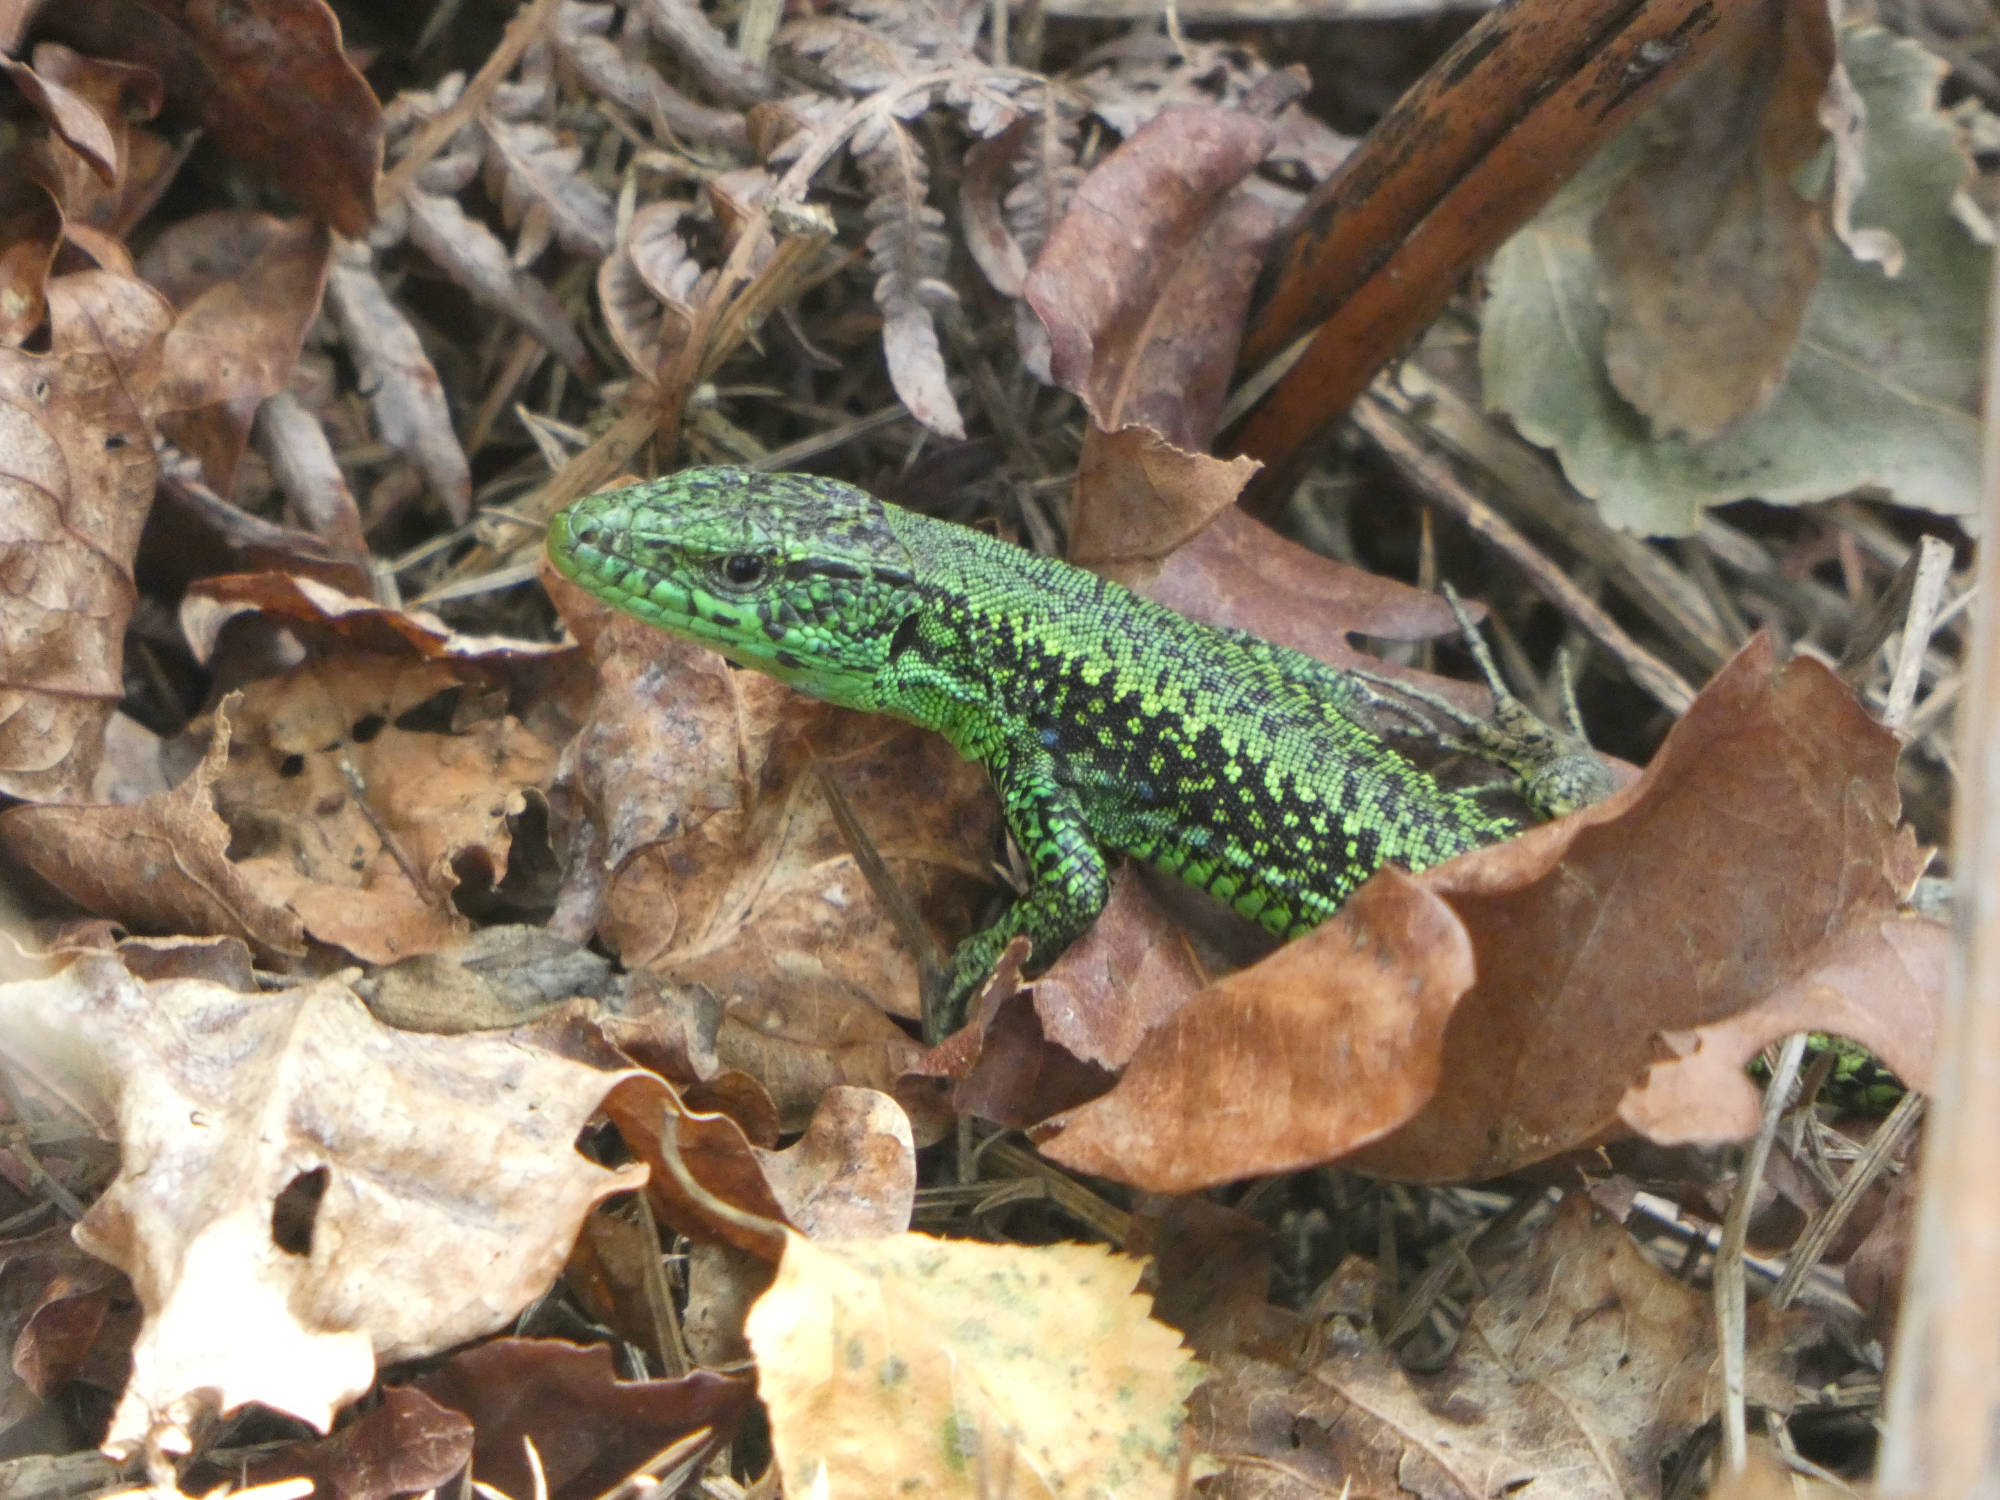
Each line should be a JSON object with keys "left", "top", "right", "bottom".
{"left": 853, "top": 112, "right": 964, "bottom": 439}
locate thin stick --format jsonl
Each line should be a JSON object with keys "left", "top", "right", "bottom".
{"left": 1351, "top": 394, "right": 1696, "bottom": 714}
{"left": 1716, "top": 1034, "right": 1808, "bottom": 1475}
{"left": 376, "top": 0, "right": 566, "bottom": 214}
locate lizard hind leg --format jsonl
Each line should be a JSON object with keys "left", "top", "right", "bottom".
{"left": 1349, "top": 583, "right": 1616, "bottom": 823}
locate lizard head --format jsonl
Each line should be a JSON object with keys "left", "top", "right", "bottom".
{"left": 548, "top": 467, "right": 920, "bottom": 710}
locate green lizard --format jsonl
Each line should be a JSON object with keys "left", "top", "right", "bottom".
{"left": 547, "top": 466, "right": 1611, "bottom": 1042}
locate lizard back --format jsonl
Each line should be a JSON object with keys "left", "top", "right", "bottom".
{"left": 881, "top": 507, "right": 1516, "bottom": 938}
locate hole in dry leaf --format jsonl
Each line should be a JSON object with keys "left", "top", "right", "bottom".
{"left": 350, "top": 713, "right": 387, "bottom": 743}
{"left": 271, "top": 1167, "right": 329, "bottom": 1256}
{"left": 449, "top": 847, "right": 497, "bottom": 919}
{"left": 394, "top": 687, "right": 463, "bottom": 735}
{"left": 277, "top": 753, "right": 306, "bottom": 779}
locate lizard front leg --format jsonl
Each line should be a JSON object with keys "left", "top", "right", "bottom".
{"left": 928, "top": 743, "right": 1110, "bottom": 1044}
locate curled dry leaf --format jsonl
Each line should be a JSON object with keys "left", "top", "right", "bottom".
{"left": 597, "top": 201, "right": 706, "bottom": 383}
{"left": 1032, "top": 636, "right": 1935, "bottom": 1191}
{"left": 0, "top": 953, "right": 648, "bottom": 1454}
{"left": 413, "top": 1339, "right": 751, "bottom": 1500}
{"left": 0, "top": 270, "right": 169, "bottom": 802}
{"left": 1025, "top": 105, "right": 1277, "bottom": 447}
{"left": 142, "top": 211, "right": 332, "bottom": 495}
{"left": 1037, "top": 868, "right": 1474, "bottom": 1192}
{"left": 179, "top": 571, "right": 574, "bottom": 667}
{"left": 0, "top": 699, "right": 306, "bottom": 962}
{"left": 1352, "top": 636, "right": 1935, "bottom": 1180}
{"left": 37, "top": 0, "right": 382, "bottom": 237}
{"left": 746, "top": 1232, "right": 1202, "bottom": 1499}
{"left": 324, "top": 245, "right": 473, "bottom": 522}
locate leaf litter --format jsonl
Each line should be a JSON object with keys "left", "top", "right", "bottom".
{"left": 0, "top": 0, "right": 1980, "bottom": 1496}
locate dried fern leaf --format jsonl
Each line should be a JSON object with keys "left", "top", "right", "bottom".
{"left": 853, "top": 112, "right": 963, "bottom": 439}
{"left": 551, "top": 2, "right": 748, "bottom": 149}
{"left": 404, "top": 191, "right": 591, "bottom": 374}
{"left": 480, "top": 115, "right": 616, "bottom": 259}
{"left": 324, "top": 246, "right": 473, "bottom": 521}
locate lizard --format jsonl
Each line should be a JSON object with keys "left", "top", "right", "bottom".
{"left": 547, "top": 466, "right": 1613, "bottom": 1043}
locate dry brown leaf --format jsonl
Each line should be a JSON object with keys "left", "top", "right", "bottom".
{"left": 413, "top": 1339, "right": 750, "bottom": 1500}
{"left": 179, "top": 571, "right": 573, "bottom": 667}
{"left": 1025, "top": 105, "right": 1278, "bottom": 447}
{"left": 1030, "top": 637, "right": 1934, "bottom": 1191}
{"left": 746, "top": 1232, "right": 1202, "bottom": 1499}
{"left": 550, "top": 576, "right": 998, "bottom": 1128}
{"left": 233, "top": 1388, "right": 474, "bottom": 1500}
{"left": 1013, "top": 867, "right": 1206, "bottom": 1071}
{"left": 1070, "top": 428, "right": 1259, "bottom": 570}
{"left": 0, "top": 269, "right": 168, "bottom": 802}
{"left": 1847, "top": 1164, "right": 1917, "bottom": 1342}
{"left": 0, "top": 171, "right": 62, "bottom": 347}
{"left": 1596, "top": 0, "right": 1836, "bottom": 440}
{"left": 37, "top": 0, "right": 381, "bottom": 237}
{"left": 753, "top": 1086, "right": 915, "bottom": 1239}
{"left": 212, "top": 656, "right": 557, "bottom": 964}
{"left": 323, "top": 244, "right": 472, "bottom": 521}
{"left": 141, "top": 211, "right": 331, "bottom": 495}
{"left": 1200, "top": 1197, "right": 1810, "bottom": 1498}
{"left": 1351, "top": 637, "right": 1936, "bottom": 1181}
{"left": 28, "top": 42, "right": 180, "bottom": 240}
{"left": 1035, "top": 868, "right": 1473, "bottom": 1192}
{"left": 0, "top": 699, "right": 307, "bottom": 961}
{"left": 0, "top": 953, "right": 648, "bottom": 1454}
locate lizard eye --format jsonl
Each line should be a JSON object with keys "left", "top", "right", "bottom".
{"left": 718, "top": 553, "right": 769, "bottom": 589}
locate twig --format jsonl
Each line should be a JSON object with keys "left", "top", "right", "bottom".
{"left": 1716, "top": 1034, "right": 1808, "bottom": 1476}
{"left": 1351, "top": 394, "right": 1696, "bottom": 714}
{"left": 376, "top": 0, "right": 566, "bottom": 214}
{"left": 1771, "top": 1091, "right": 1924, "bottom": 1313}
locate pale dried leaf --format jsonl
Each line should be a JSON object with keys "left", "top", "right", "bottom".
{"left": 0, "top": 270, "right": 169, "bottom": 801}
{"left": 480, "top": 115, "right": 615, "bottom": 258}
{"left": 746, "top": 1233, "right": 1200, "bottom": 1498}
{"left": 853, "top": 114, "right": 963, "bottom": 439}
{"left": 144, "top": 212, "right": 332, "bottom": 494}
{"left": 324, "top": 245, "right": 473, "bottom": 521}
{"left": 551, "top": 3, "right": 749, "bottom": 150}
{"left": 404, "top": 190, "right": 590, "bottom": 374}
{"left": 254, "top": 391, "right": 367, "bottom": 562}
{"left": 752, "top": 1087, "right": 914, "bottom": 1239}
{"left": 1595, "top": 0, "right": 1835, "bottom": 440}
{"left": 0, "top": 953, "right": 646, "bottom": 1453}
{"left": 0, "top": 699, "right": 306, "bottom": 960}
